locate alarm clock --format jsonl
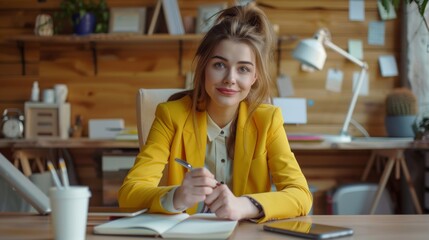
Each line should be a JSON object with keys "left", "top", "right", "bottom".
{"left": 1, "top": 108, "right": 24, "bottom": 139}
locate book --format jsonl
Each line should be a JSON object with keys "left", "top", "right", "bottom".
{"left": 114, "top": 128, "right": 138, "bottom": 141}
{"left": 162, "top": 0, "right": 185, "bottom": 35}
{"left": 93, "top": 213, "right": 238, "bottom": 239}
{"left": 115, "top": 133, "right": 138, "bottom": 141}
{"left": 88, "top": 207, "right": 147, "bottom": 217}
{"left": 148, "top": 0, "right": 162, "bottom": 35}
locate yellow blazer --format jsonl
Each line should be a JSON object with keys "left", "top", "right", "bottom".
{"left": 119, "top": 96, "right": 312, "bottom": 223}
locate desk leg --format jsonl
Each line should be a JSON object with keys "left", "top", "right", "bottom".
{"left": 399, "top": 158, "right": 423, "bottom": 214}
{"left": 362, "top": 151, "right": 377, "bottom": 181}
{"left": 370, "top": 157, "right": 395, "bottom": 214}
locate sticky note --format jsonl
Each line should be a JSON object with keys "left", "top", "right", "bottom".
{"left": 326, "top": 68, "right": 344, "bottom": 92}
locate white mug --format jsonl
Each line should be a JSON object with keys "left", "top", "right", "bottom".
{"left": 54, "top": 84, "right": 68, "bottom": 103}
{"left": 43, "top": 89, "right": 55, "bottom": 103}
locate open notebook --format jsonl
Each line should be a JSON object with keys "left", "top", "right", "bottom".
{"left": 0, "top": 153, "right": 51, "bottom": 215}
{"left": 94, "top": 213, "right": 238, "bottom": 239}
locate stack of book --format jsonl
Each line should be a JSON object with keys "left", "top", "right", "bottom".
{"left": 148, "top": 0, "right": 185, "bottom": 35}
{"left": 114, "top": 128, "right": 138, "bottom": 141}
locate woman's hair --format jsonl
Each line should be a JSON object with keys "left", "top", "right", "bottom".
{"left": 170, "top": 4, "right": 276, "bottom": 158}
{"left": 192, "top": 3, "right": 275, "bottom": 113}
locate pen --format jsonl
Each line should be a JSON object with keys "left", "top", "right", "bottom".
{"left": 175, "top": 158, "right": 193, "bottom": 170}
{"left": 58, "top": 158, "right": 70, "bottom": 188}
{"left": 47, "top": 160, "right": 63, "bottom": 189}
{"left": 174, "top": 158, "right": 223, "bottom": 185}
{"left": 174, "top": 158, "right": 222, "bottom": 213}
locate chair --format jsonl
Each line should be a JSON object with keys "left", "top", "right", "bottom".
{"left": 136, "top": 88, "right": 184, "bottom": 186}
{"left": 136, "top": 88, "right": 184, "bottom": 149}
{"left": 13, "top": 149, "right": 50, "bottom": 177}
{"left": 331, "top": 183, "right": 394, "bottom": 215}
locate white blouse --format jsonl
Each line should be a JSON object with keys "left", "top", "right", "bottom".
{"left": 161, "top": 113, "right": 233, "bottom": 212}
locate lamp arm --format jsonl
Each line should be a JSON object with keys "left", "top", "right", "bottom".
{"left": 323, "top": 39, "right": 369, "bottom": 137}
{"left": 323, "top": 40, "right": 367, "bottom": 68}
{"left": 339, "top": 67, "right": 368, "bottom": 136}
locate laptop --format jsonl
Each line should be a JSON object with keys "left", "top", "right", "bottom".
{"left": 0, "top": 153, "right": 51, "bottom": 215}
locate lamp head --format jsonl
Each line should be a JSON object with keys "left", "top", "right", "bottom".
{"left": 292, "top": 28, "right": 331, "bottom": 70}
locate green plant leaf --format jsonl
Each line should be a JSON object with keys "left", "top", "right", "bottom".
{"left": 392, "top": 0, "right": 401, "bottom": 8}
{"left": 421, "top": 0, "right": 428, "bottom": 15}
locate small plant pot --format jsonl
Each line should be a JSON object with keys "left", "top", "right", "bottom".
{"left": 385, "top": 115, "right": 416, "bottom": 137}
{"left": 72, "top": 13, "right": 96, "bottom": 35}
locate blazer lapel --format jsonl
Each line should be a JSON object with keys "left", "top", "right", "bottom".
{"left": 232, "top": 102, "right": 257, "bottom": 196}
{"left": 183, "top": 110, "right": 207, "bottom": 168}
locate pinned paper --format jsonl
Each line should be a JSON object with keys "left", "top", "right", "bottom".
{"left": 349, "top": 0, "right": 365, "bottom": 21}
{"left": 348, "top": 39, "right": 363, "bottom": 60}
{"left": 368, "top": 21, "right": 385, "bottom": 45}
{"left": 326, "top": 68, "right": 343, "bottom": 92}
{"left": 377, "top": 0, "right": 397, "bottom": 20}
{"left": 352, "top": 71, "right": 369, "bottom": 96}
{"left": 379, "top": 55, "right": 398, "bottom": 77}
{"left": 272, "top": 98, "right": 307, "bottom": 124}
{"left": 277, "top": 74, "right": 294, "bottom": 97}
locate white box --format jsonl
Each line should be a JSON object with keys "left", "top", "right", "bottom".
{"left": 102, "top": 152, "right": 136, "bottom": 206}
{"left": 24, "top": 102, "right": 71, "bottom": 139}
{"left": 102, "top": 155, "right": 135, "bottom": 172}
{"left": 88, "top": 119, "right": 124, "bottom": 139}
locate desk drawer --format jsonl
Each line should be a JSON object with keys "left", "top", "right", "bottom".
{"left": 102, "top": 153, "right": 136, "bottom": 206}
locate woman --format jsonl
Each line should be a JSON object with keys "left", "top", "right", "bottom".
{"left": 119, "top": 3, "right": 312, "bottom": 223}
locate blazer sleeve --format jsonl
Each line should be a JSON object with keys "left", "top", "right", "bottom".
{"left": 118, "top": 103, "right": 178, "bottom": 213}
{"left": 247, "top": 107, "right": 313, "bottom": 223}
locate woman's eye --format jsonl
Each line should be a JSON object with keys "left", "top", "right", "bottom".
{"left": 238, "top": 66, "right": 251, "bottom": 73}
{"left": 214, "top": 62, "right": 225, "bottom": 69}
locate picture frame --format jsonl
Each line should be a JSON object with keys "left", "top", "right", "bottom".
{"left": 196, "top": 3, "right": 227, "bottom": 34}
{"left": 109, "top": 8, "right": 147, "bottom": 34}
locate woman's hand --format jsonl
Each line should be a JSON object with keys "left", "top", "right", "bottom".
{"left": 204, "top": 184, "right": 261, "bottom": 220}
{"left": 173, "top": 168, "right": 218, "bottom": 210}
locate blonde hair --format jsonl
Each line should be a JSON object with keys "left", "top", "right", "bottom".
{"left": 171, "top": 4, "right": 276, "bottom": 158}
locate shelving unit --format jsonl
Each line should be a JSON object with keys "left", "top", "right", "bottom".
{"left": 8, "top": 34, "right": 295, "bottom": 76}
{"left": 9, "top": 34, "right": 204, "bottom": 76}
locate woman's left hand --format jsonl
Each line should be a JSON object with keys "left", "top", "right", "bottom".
{"left": 204, "top": 184, "right": 260, "bottom": 220}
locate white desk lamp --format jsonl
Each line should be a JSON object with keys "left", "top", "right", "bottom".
{"left": 293, "top": 28, "right": 369, "bottom": 142}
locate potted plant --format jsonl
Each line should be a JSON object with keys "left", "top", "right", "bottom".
{"left": 53, "top": 0, "right": 109, "bottom": 35}
{"left": 381, "top": 0, "right": 428, "bottom": 32}
{"left": 413, "top": 114, "right": 429, "bottom": 140}
{"left": 385, "top": 87, "right": 418, "bottom": 137}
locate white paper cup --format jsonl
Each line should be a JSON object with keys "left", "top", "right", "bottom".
{"left": 49, "top": 186, "right": 91, "bottom": 240}
{"left": 54, "top": 84, "right": 68, "bottom": 103}
{"left": 43, "top": 89, "right": 55, "bottom": 103}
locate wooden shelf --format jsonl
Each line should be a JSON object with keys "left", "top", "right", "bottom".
{"left": 8, "top": 33, "right": 204, "bottom": 44}
{"left": 9, "top": 34, "right": 205, "bottom": 76}
{"left": 9, "top": 33, "right": 296, "bottom": 76}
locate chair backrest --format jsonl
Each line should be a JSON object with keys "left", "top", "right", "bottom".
{"left": 136, "top": 88, "right": 184, "bottom": 149}
{"left": 332, "top": 183, "right": 393, "bottom": 215}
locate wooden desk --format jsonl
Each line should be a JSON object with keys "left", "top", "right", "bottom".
{"left": 1, "top": 137, "right": 428, "bottom": 213}
{"left": 0, "top": 138, "right": 139, "bottom": 149}
{"left": 0, "top": 137, "right": 425, "bottom": 150}
{"left": 0, "top": 213, "right": 428, "bottom": 240}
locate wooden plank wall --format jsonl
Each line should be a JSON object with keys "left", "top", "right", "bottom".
{"left": 0, "top": 0, "right": 400, "bottom": 212}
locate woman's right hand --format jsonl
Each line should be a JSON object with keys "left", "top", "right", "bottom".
{"left": 173, "top": 168, "right": 218, "bottom": 210}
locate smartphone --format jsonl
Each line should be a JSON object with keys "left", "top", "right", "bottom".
{"left": 263, "top": 221, "right": 354, "bottom": 239}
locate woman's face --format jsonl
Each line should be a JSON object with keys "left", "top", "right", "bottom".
{"left": 204, "top": 39, "right": 257, "bottom": 113}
